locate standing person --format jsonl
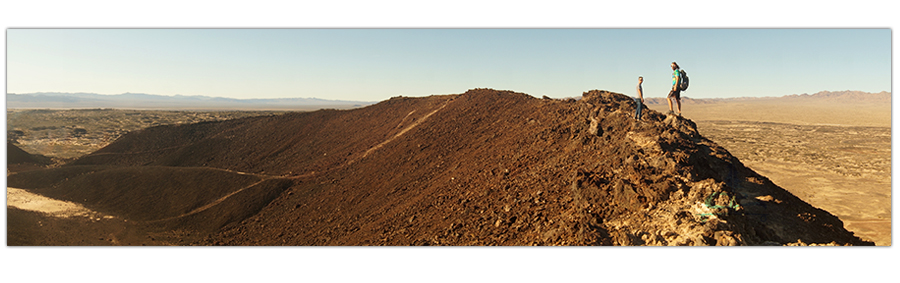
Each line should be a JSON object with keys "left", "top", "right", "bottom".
{"left": 667, "top": 62, "right": 682, "bottom": 116}
{"left": 635, "top": 76, "right": 644, "bottom": 120}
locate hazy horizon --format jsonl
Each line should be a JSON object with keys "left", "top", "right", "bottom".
{"left": 7, "top": 29, "right": 890, "bottom": 102}
{"left": 6, "top": 88, "right": 891, "bottom": 103}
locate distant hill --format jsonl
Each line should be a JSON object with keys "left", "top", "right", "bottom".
{"left": 783, "top": 90, "right": 891, "bottom": 103}
{"left": 643, "top": 97, "right": 730, "bottom": 105}
{"left": 644, "top": 90, "right": 890, "bottom": 105}
{"left": 6, "top": 92, "right": 375, "bottom": 110}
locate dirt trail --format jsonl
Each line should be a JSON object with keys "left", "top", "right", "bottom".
{"left": 82, "top": 145, "right": 186, "bottom": 156}
{"left": 144, "top": 179, "right": 271, "bottom": 223}
{"left": 362, "top": 98, "right": 453, "bottom": 159}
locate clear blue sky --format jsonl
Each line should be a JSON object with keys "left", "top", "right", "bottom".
{"left": 6, "top": 28, "right": 891, "bottom": 101}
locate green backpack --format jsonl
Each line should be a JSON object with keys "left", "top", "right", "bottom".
{"left": 679, "top": 69, "right": 690, "bottom": 91}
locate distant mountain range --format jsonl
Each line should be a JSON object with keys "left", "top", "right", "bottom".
{"left": 7, "top": 90, "right": 889, "bottom": 110}
{"left": 6, "top": 92, "right": 375, "bottom": 110}
{"left": 782, "top": 90, "right": 891, "bottom": 102}
{"left": 644, "top": 90, "right": 891, "bottom": 105}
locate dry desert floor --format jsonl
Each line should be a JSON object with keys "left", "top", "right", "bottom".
{"left": 649, "top": 99, "right": 891, "bottom": 245}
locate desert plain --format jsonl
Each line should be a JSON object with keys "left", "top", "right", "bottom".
{"left": 648, "top": 93, "right": 891, "bottom": 245}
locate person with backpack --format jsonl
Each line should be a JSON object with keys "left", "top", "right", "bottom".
{"left": 635, "top": 76, "right": 645, "bottom": 120}
{"left": 667, "top": 61, "right": 685, "bottom": 116}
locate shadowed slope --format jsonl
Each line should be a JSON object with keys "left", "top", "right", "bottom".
{"left": 7, "top": 142, "right": 52, "bottom": 172}
{"left": 8, "top": 166, "right": 293, "bottom": 233}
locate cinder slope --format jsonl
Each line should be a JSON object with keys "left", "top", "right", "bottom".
{"left": 200, "top": 89, "right": 867, "bottom": 246}
{"left": 10, "top": 89, "right": 872, "bottom": 246}
{"left": 70, "top": 95, "right": 451, "bottom": 176}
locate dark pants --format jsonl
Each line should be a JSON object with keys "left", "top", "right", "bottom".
{"left": 634, "top": 98, "right": 643, "bottom": 120}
